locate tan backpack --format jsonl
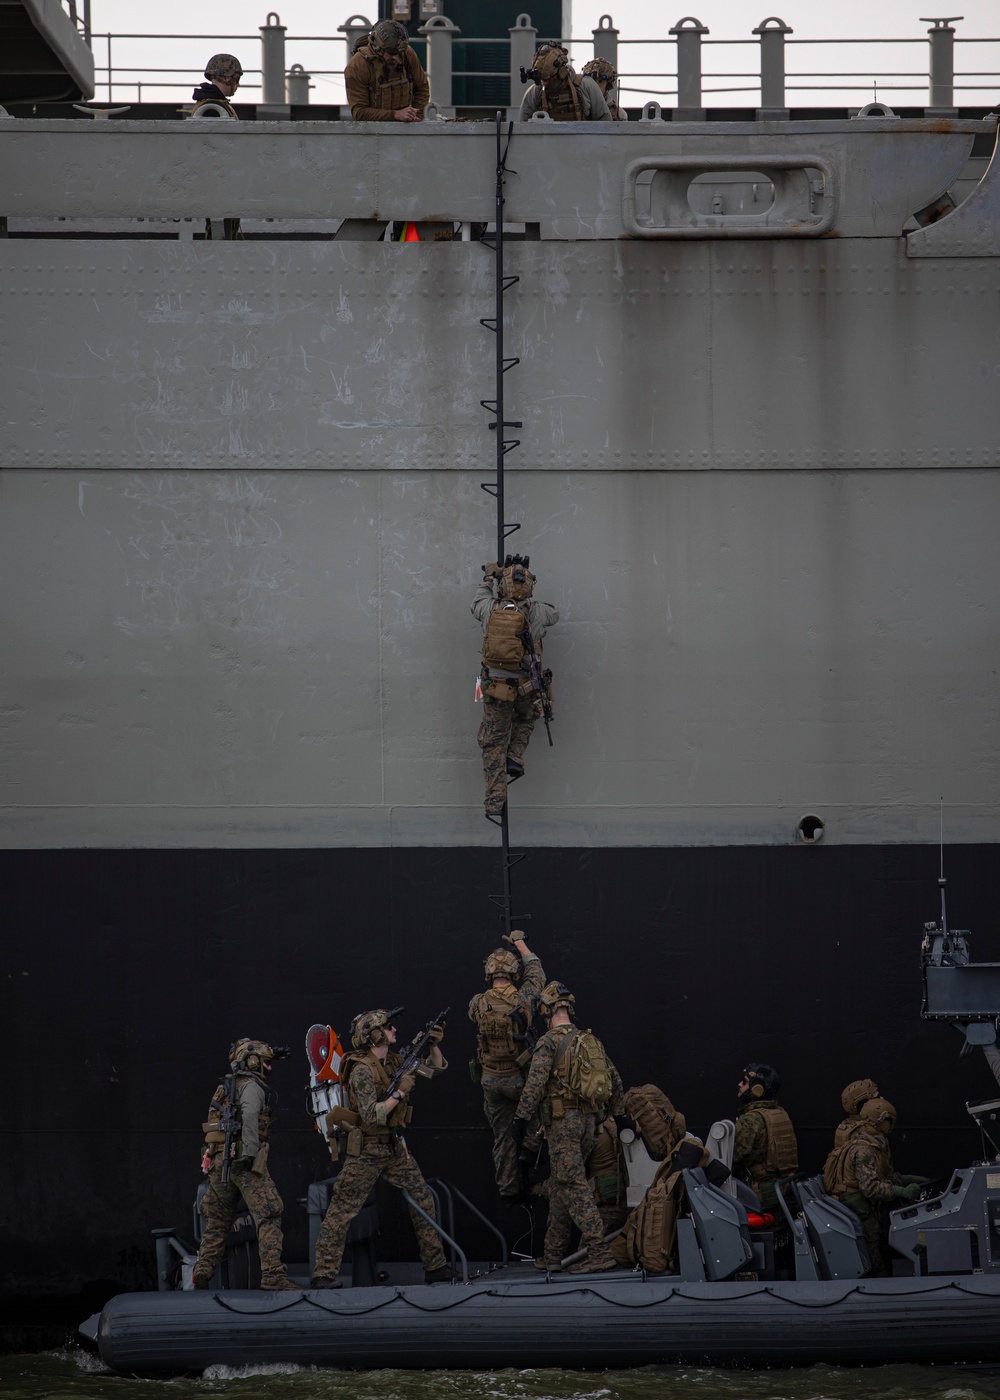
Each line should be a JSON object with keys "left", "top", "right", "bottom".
{"left": 624, "top": 1083, "right": 687, "bottom": 1161}
{"left": 482, "top": 602, "right": 530, "bottom": 671}
{"left": 611, "top": 1136, "right": 710, "bottom": 1273}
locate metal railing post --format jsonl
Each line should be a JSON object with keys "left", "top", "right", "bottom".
{"left": 592, "top": 14, "right": 618, "bottom": 71}
{"left": 338, "top": 12, "right": 374, "bottom": 65}
{"left": 508, "top": 13, "right": 537, "bottom": 118}
{"left": 418, "top": 13, "right": 460, "bottom": 112}
{"left": 260, "top": 11, "right": 287, "bottom": 103}
{"left": 754, "top": 15, "right": 792, "bottom": 118}
{"left": 922, "top": 15, "right": 962, "bottom": 112}
{"left": 670, "top": 16, "right": 708, "bottom": 119}
{"left": 286, "top": 63, "right": 312, "bottom": 104}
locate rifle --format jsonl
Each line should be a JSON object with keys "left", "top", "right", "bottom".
{"left": 386, "top": 1008, "right": 451, "bottom": 1098}
{"left": 518, "top": 624, "right": 553, "bottom": 746}
{"left": 219, "top": 1073, "right": 240, "bottom": 1185}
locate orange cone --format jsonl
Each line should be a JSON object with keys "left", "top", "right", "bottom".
{"left": 400, "top": 221, "right": 420, "bottom": 242}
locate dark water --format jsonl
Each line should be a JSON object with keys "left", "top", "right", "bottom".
{"left": 4, "top": 1352, "right": 1000, "bottom": 1400}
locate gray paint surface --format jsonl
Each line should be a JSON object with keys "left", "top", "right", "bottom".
{"left": 1, "top": 118, "right": 998, "bottom": 849}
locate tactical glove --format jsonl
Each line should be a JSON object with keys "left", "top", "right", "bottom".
{"left": 482, "top": 561, "right": 502, "bottom": 579}
{"left": 893, "top": 1182, "right": 922, "bottom": 1202}
{"left": 898, "top": 1174, "right": 930, "bottom": 1186}
{"left": 502, "top": 930, "right": 528, "bottom": 948}
{"left": 427, "top": 1023, "right": 445, "bottom": 1045}
{"left": 510, "top": 1117, "right": 528, "bottom": 1147}
{"left": 396, "top": 1072, "right": 417, "bottom": 1098}
{"left": 613, "top": 1115, "right": 636, "bottom": 1138}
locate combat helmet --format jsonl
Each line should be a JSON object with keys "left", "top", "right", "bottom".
{"left": 497, "top": 553, "right": 535, "bottom": 603}
{"left": 229, "top": 1038, "right": 275, "bottom": 1072}
{"left": 582, "top": 57, "right": 617, "bottom": 86}
{"left": 860, "top": 1096, "right": 896, "bottom": 1134}
{"left": 739, "top": 1062, "right": 780, "bottom": 1104}
{"left": 841, "top": 1077, "right": 879, "bottom": 1116}
{"left": 532, "top": 44, "right": 571, "bottom": 85}
{"left": 350, "top": 1006, "right": 403, "bottom": 1049}
{"left": 484, "top": 948, "right": 520, "bottom": 984}
{"left": 539, "top": 980, "right": 575, "bottom": 1018}
{"left": 369, "top": 19, "right": 409, "bottom": 55}
{"left": 205, "top": 54, "right": 243, "bottom": 83}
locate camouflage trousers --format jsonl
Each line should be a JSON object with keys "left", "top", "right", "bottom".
{"left": 313, "top": 1140, "right": 446, "bottom": 1280}
{"left": 478, "top": 689, "right": 540, "bottom": 813}
{"left": 193, "top": 1161, "right": 288, "bottom": 1286}
{"left": 481, "top": 1070, "right": 528, "bottom": 1198}
{"left": 542, "top": 1109, "right": 604, "bottom": 1263}
{"left": 862, "top": 1208, "right": 890, "bottom": 1277}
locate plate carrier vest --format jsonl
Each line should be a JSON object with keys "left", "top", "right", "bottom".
{"left": 340, "top": 1048, "right": 411, "bottom": 1141}
{"left": 355, "top": 46, "right": 419, "bottom": 111}
{"left": 823, "top": 1130, "right": 892, "bottom": 1198}
{"left": 473, "top": 983, "right": 528, "bottom": 1075}
{"left": 740, "top": 1103, "right": 798, "bottom": 1193}
{"left": 541, "top": 72, "right": 584, "bottom": 121}
{"left": 202, "top": 1070, "right": 272, "bottom": 1162}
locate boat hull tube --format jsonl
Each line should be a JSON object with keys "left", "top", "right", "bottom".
{"left": 85, "top": 1274, "right": 1000, "bottom": 1373}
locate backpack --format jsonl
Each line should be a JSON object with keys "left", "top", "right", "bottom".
{"left": 560, "top": 1029, "right": 613, "bottom": 1112}
{"left": 624, "top": 1084, "right": 686, "bottom": 1161}
{"left": 610, "top": 1135, "right": 710, "bottom": 1273}
{"left": 482, "top": 602, "right": 530, "bottom": 671}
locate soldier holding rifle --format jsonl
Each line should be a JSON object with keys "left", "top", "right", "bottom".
{"left": 311, "top": 1007, "right": 456, "bottom": 1288}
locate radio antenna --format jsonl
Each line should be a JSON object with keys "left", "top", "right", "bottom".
{"left": 939, "top": 797, "right": 948, "bottom": 934}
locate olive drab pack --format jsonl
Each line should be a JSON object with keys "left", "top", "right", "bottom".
{"left": 624, "top": 1084, "right": 687, "bottom": 1162}
{"left": 482, "top": 601, "right": 532, "bottom": 672}
{"left": 557, "top": 1028, "right": 613, "bottom": 1112}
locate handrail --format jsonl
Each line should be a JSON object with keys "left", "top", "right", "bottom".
{"left": 401, "top": 1189, "right": 469, "bottom": 1284}
{"left": 427, "top": 1177, "right": 509, "bottom": 1266}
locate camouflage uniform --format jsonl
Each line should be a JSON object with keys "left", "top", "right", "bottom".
{"left": 472, "top": 578, "right": 559, "bottom": 815}
{"left": 826, "top": 1130, "right": 901, "bottom": 1277}
{"left": 515, "top": 1023, "right": 624, "bottom": 1265}
{"left": 312, "top": 1052, "right": 446, "bottom": 1280}
{"left": 732, "top": 1098, "right": 798, "bottom": 1212}
{"left": 468, "top": 948, "right": 546, "bottom": 1197}
{"left": 345, "top": 40, "right": 429, "bottom": 121}
{"left": 193, "top": 1076, "right": 290, "bottom": 1288}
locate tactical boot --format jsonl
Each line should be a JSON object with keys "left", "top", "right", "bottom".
{"left": 261, "top": 1276, "right": 302, "bottom": 1290}
{"left": 424, "top": 1264, "right": 458, "bottom": 1284}
{"left": 309, "top": 1276, "right": 343, "bottom": 1290}
{"left": 567, "top": 1249, "right": 617, "bottom": 1275}
{"left": 533, "top": 1258, "right": 562, "bottom": 1272}
{"left": 505, "top": 758, "right": 524, "bottom": 782}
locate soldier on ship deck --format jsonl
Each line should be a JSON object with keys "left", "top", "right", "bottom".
{"left": 193, "top": 1038, "right": 298, "bottom": 1290}
{"left": 582, "top": 59, "right": 628, "bottom": 121}
{"left": 310, "top": 1008, "right": 456, "bottom": 1287}
{"left": 511, "top": 980, "right": 625, "bottom": 1274}
{"left": 345, "top": 20, "right": 429, "bottom": 123}
{"left": 473, "top": 555, "right": 558, "bottom": 817}
{"left": 468, "top": 929, "right": 546, "bottom": 1201}
{"left": 519, "top": 45, "right": 612, "bottom": 122}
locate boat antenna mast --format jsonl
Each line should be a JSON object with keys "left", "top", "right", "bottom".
{"left": 939, "top": 796, "right": 948, "bottom": 935}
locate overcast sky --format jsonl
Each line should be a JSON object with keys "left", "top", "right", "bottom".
{"left": 87, "top": 1, "right": 1000, "bottom": 107}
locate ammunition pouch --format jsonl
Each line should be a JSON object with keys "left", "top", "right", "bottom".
{"left": 202, "top": 1126, "right": 227, "bottom": 1144}
{"left": 327, "top": 1105, "right": 360, "bottom": 1130}
{"left": 539, "top": 1100, "right": 553, "bottom": 1127}
{"left": 346, "top": 1128, "right": 364, "bottom": 1157}
{"left": 484, "top": 677, "right": 518, "bottom": 702}
{"left": 469, "top": 1058, "right": 483, "bottom": 1085}
{"left": 550, "top": 1095, "right": 565, "bottom": 1120}
{"left": 515, "top": 1048, "right": 532, "bottom": 1069}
